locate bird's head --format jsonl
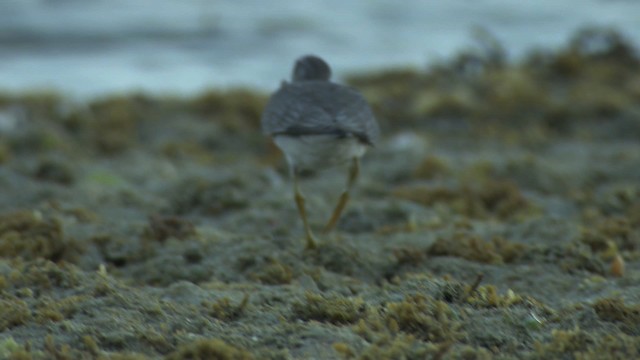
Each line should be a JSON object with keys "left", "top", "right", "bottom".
{"left": 292, "top": 55, "right": 332, "bottom": 82}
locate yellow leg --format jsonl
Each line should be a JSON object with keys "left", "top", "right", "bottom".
{"left": 324, "top": 157, "right": 360, "bottom": 234}
{"left": 293, "top": 172, "right": 316, "bottom": 249}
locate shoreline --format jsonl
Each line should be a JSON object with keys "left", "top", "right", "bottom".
{"left": 0, "top": 27, "right": 639, "bottom": 359}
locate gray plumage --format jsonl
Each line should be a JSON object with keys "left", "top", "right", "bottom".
{"left": 261, "top": 55, "right": 378, "bottom": 248}
{"left": 261, "top": 55, "right": 379, "bottom": 147}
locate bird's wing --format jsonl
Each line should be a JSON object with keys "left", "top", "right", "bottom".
{"left": 261, "top": 82, "right": 379, "bottom": 145}
{"left": 332, "top": 91, "right": 380, "bottom": 145}
{"left": 261, "top": 82, "right": 333, "bottom": 135}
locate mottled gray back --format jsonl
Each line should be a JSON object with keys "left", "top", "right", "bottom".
{"left": 262, "top": 56, "right": 379, "bottom": 145}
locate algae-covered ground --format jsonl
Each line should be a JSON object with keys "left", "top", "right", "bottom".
{"left": 0, "top": 28, "right": 639, "bottom": 359}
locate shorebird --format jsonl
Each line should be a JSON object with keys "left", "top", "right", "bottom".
{"left": 261, "top": 55, "right": 379, "bottom": 248}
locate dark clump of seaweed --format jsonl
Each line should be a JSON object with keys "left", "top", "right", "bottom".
{"left": 346, "top": 335, "right": 433, "bottom": 360}
{"left": 0, "top": 334, "right": 152, "bottom": 359}
{"left": 384, "top": 294, "right": 461, "bottom": 343}
{"left": 412, "top": 155, "right": 451, "bottom": 180}
{"left": 428, "top": 233, "right": 526, "bottom": 264}
{"left": 0, "top": 91, "right": 64, "bottom": 122}
{"left": 292, "top": 292, "right": 367, "bottom": 325}
{"left": 87, "top": 96, "right": 144, "bottom": 154}
{"left": 533, "top": 240, "right": 608, "bottom": 276}
{"left": 544, "top": 27, "right": 639, "bottom": 79}
{"left": 190, "top": 89, "right": 267, "bottom": 133}
{"left": 392, "top": 246, "right": 427, "bottom": 268}
{"left": 532, "top": 328, "right": 640, "bottom": 360}
{"left": 91, "top": 232, "right": 161, "bottom": 274}
{"left": 0, "top": 210, "right": 83, "bottom": 262}
{"left": 0, "top": 93, "right": 73, "bottom": 157}
{"left": 251, "top": 259, "right": 293, "bottom": 285}
{"left": 0, "top": 298, "right": 30, "bottom": 331}
{"left": 580, "top": 216, "right": 639, "bottom": 253}
{"left": 170, "top": 174, "right": 269, "bottom": 216}
{"left": 6, "top": 259, "right": 82, "bottom": 292}
{"left": 33, "top": 295, "right": 87, "bottom": 324}
{"left": 142, "top": 215, "right": 197, "bottom": 243}
{"left": 305, "top": 240, "right": 380, "bottom": 279}
{"left": 167, "top": 338, "right": 254, "bottom": 360}
{"left": 347, "top": 335, "right": 491, "bottom": 360}
{"left": 393, "top": 180, "right": 535, "bottom": 220}
{"left": 204, "top": 294, "right": 249, "bottom": 322}
{"left": 593, "top": 298, "right": 640, "bottom": 334}
{"left": 33, "top": 157, "right": 76, "bottom": 185}
{"left": 347, "top": 26, "right": 640, "bottom": 138}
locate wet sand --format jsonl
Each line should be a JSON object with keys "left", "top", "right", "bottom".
{"left": 0, "top": 28, "right": 639, "bottom": 359}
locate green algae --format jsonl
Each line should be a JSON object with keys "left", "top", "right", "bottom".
{"left": 593, "top": 298, "right": 640, "bottom": 334}
{"left": 204, "top": 294, "right": 249, "bottom": 321}
{"left": 348, "top": 26, "right": 640, "bottom": 139}
{"left": 428, "top": 233, "right": 526, "bottom": 264}
{"left": 252, "top": 259, "right": 293, "bottom": 285}
{"left": 392, "top": 180, "right": 536, "bottom": 220}
{"left": 0, "top": 210, "right": 83, "bottom": 262}
{"left": 166, "top": 338, "right": 253, "bottom": 360}
{"left": 143, "top": 215, "right": 197, "bottom": 243}
{"left": 0, "top": 298, "right": 30, "bottom": 331}
{"left": 412, "top": 155, "right": 451, "bottom": 180}
{"left": 292, "top": 292, "right": 366, "bottom": 325}
{"left": 384, "top": 295, "right": 460, "bottom": 343}
{"left": 533, "top": 328, "right": 640, "bottom": 360}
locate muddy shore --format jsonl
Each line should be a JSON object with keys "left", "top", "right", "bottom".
{"left": 0, "top": 28, "right": 639, "bottom": 359}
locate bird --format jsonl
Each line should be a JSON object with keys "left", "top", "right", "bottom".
{"left": 261, "top": 55, "right": 379, "bottom": 249}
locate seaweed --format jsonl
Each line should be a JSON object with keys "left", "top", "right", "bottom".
{"left": 348, "top": 27, "right": 640, "bottom": 137}
{"left": 87, "top": 96, "right": 143, "bottom": 154}
{"left": 413, "top": 155, "right": 450, "bottom": 180}
{"left": 384, "top": 295, "right": 460, "bottom": 343}
{"left": 166, "top": 338, "right": 253, "bottom": 360}
{"left": 143, "top": 215, "right": 197, "bottom": 243}
{"left": 533, "top": 328, "right": 640, "bottom": 359}
{"left": 252, "top": 259, "right": 293, "bottom": 285}
{"left": 392, "top": 180, "right": 535, "bottom": 220}
{"left": 292, "top": 292, "right": 366, "bottom": 325}
{"left": 33, "top": 157, "right": 75, "bottom": 185}
{"left": 204, "top": 294, "right": 249, "bottom": 321}
{"left": 428, "top": 233, "right": 526, "bottom": 264}
{"left": 0, "top": 210, "right": 83, "bottom": 262}
{"left": 0, "top": 298, "right": 30, "bottom": 331}
{"left": 190, "top": 89, "right": 266, "bottom": 133}
{"left": 593, "top": 298, "right": 640, "bottom": 334}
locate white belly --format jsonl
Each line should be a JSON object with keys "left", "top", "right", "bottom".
{"left": 273, "top": 134, "right": 367, "bottom": 172}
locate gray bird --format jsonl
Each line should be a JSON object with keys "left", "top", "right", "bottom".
{"left": 261, "top": 55, "right": 379, "bottom": 248}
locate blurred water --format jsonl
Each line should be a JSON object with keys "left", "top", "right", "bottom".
{"left": 1, "top": 0, "right": 639, "bottom": 97}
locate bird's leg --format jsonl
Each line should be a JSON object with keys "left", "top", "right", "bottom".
{"left": 324, "top": 157, "right": 359, "bottom": 234}
{"left": 293, "top": 169, "right": 316, "bottom": 249}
